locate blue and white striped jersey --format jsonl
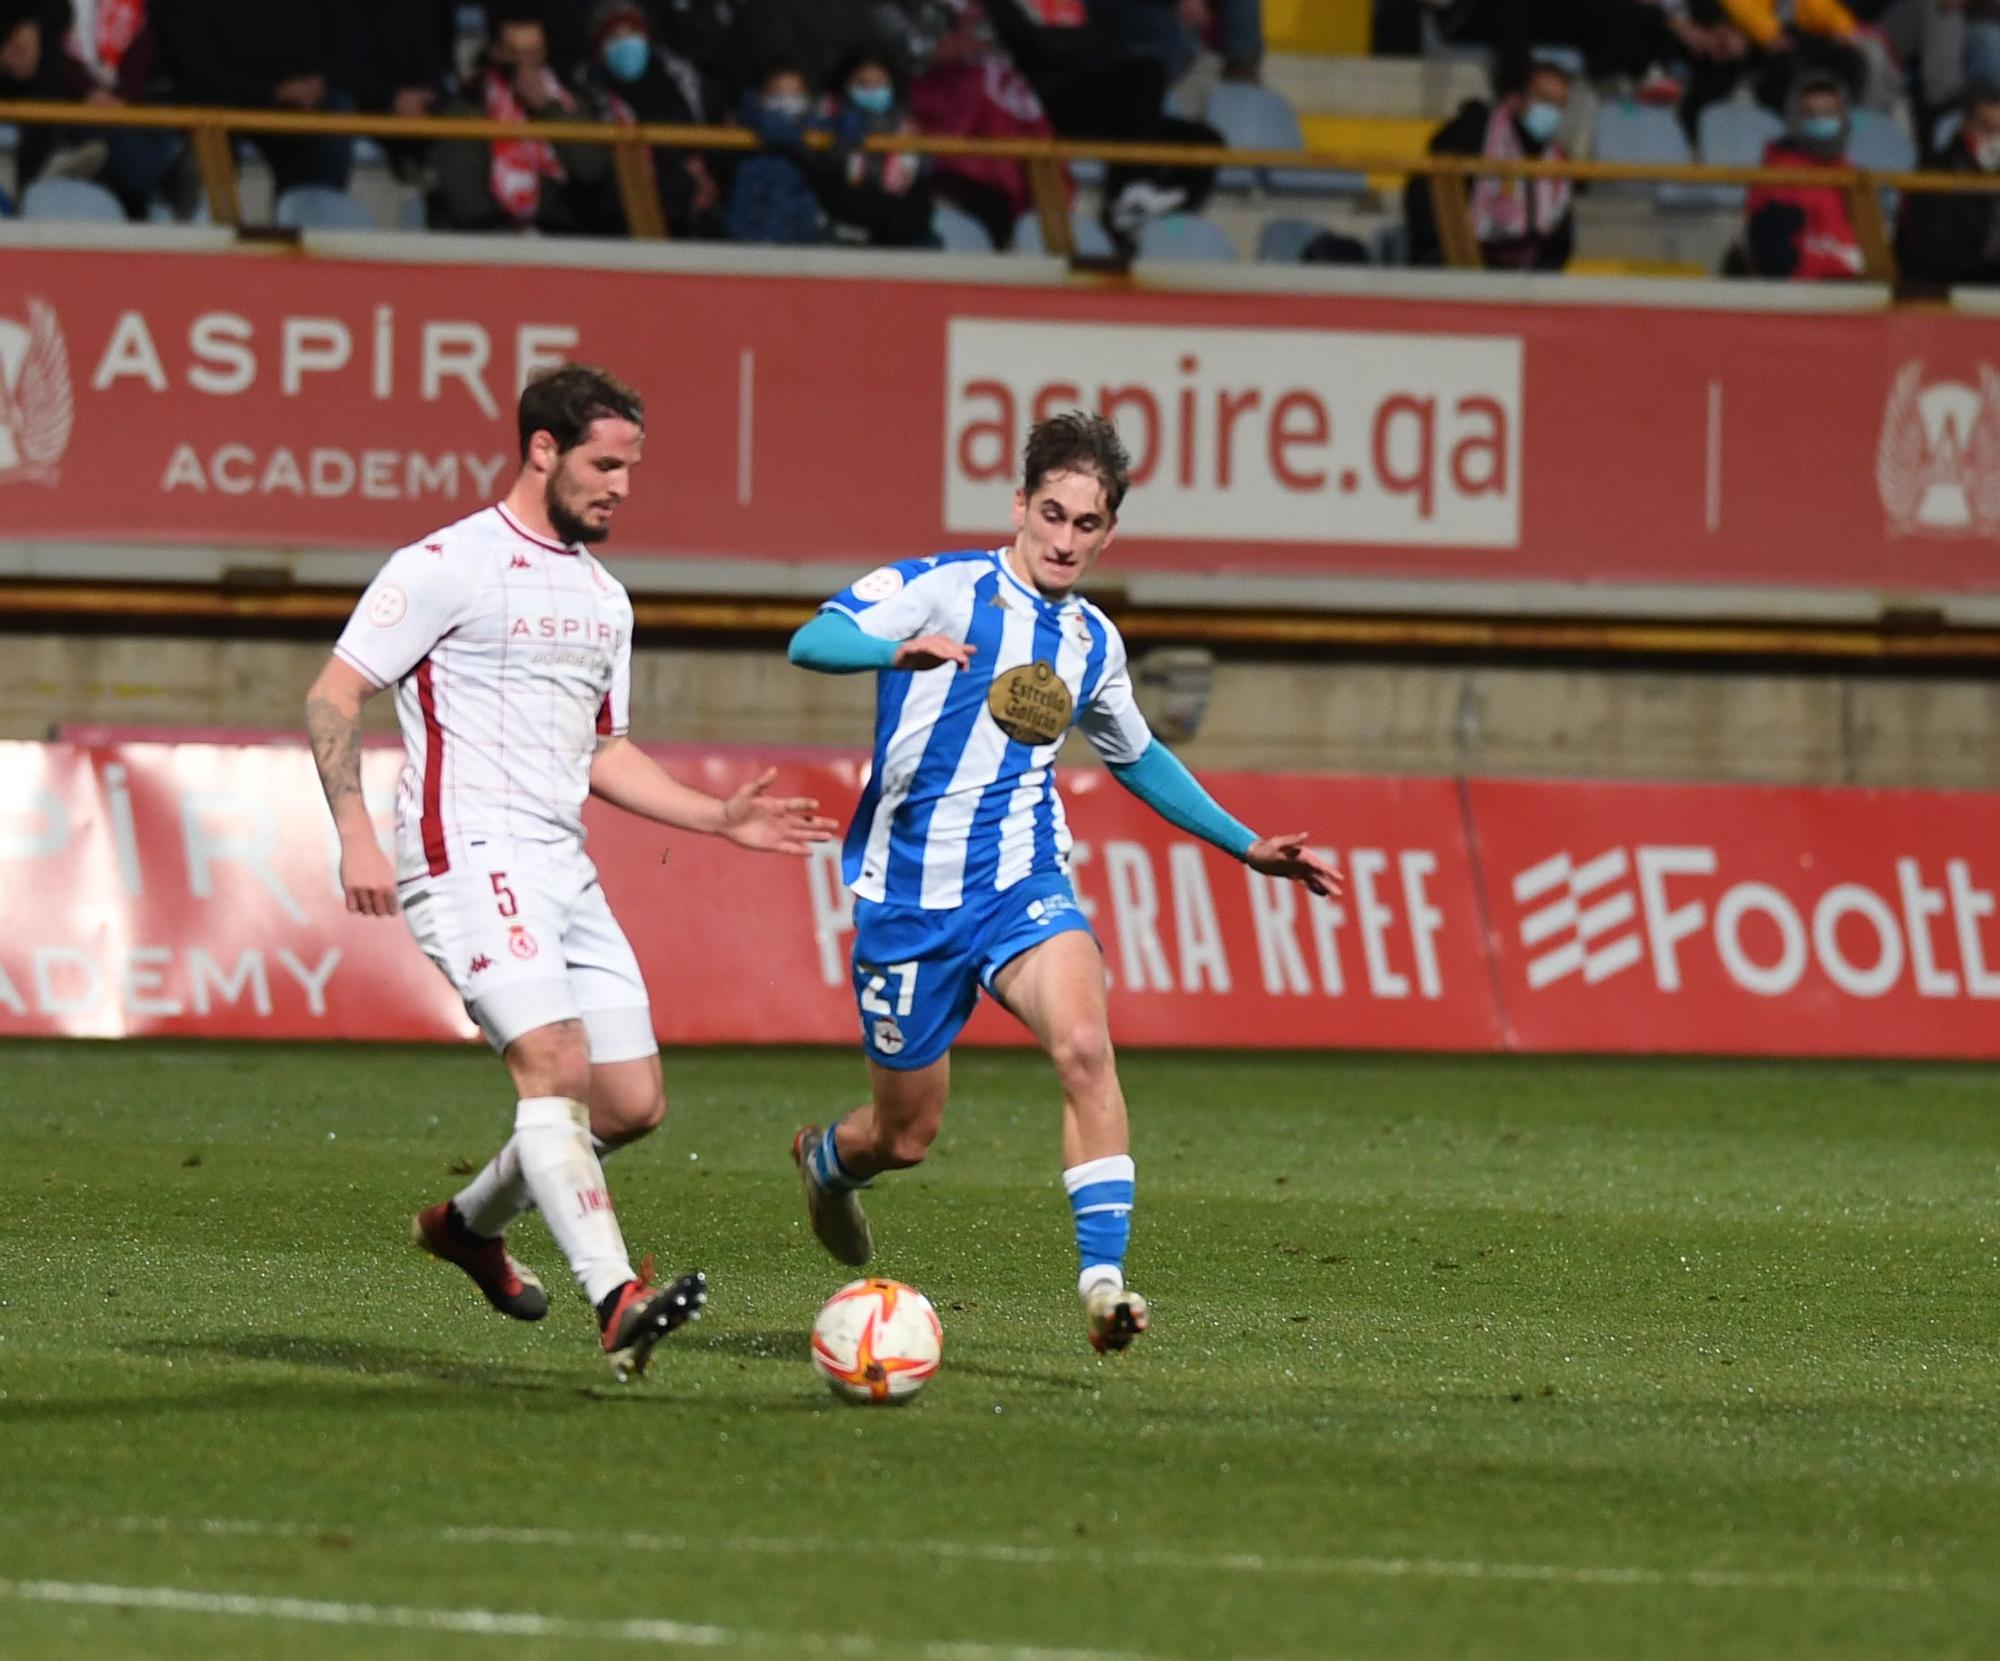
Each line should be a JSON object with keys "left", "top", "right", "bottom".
{"left": 823, "top": 548, "right": 1154, "bottom": 909}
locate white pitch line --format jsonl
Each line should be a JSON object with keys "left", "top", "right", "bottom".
{"left": 29, "top": 1514, "right": 1940, "bottom": 1599}
{"left": 0, "top": 1577, "right": 1181, "bottom": 1661}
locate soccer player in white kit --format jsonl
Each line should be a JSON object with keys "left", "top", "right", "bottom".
{"left": 305, "top": 365, "right": 835, "bottom": 1382}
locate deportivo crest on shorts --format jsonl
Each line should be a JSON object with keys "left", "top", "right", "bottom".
{"left": 507, "top": 926, "right": 539, "bottom": 960}
{"left": 987, "top": 659, "right": 1073, "bottom": 746}
{"left": 870, "top": 1015, "right": 906, "bottom": 1055}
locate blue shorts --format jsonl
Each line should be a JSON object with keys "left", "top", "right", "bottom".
{"left": 851, "top": 871, "right": 1095, "bottom": 1069}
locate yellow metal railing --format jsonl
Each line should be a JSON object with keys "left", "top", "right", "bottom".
{"left": 1, "top": 97, "right": 1989, "bottom": 279}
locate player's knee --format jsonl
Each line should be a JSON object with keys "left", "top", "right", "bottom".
{"left": 1049, "top": 1022, "right": 1114, "bottom": 1090}
{"left": 594, "top": 1085, "right": 665, "bottom": 1146}
{"left": 506, "top": 1022, "right": 592, "bottom": 1101}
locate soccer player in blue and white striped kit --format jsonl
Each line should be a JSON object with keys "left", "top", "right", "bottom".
{"left": 786, "top": 412, "right": 1342, "bottom": 1353}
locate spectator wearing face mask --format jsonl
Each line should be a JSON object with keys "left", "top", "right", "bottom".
{"left": 430, "top": 5, "right": 624, "bottom": 235}
{"left": 576, "top": 0, "right": 722, "bottom": 237}
{"left": 725, "top": 62, "right": 830, "bottom": 244}
{"left": 815, "top": 44, "right": 935, "bottom": 245}
{"left": 1744, "top": 70, "right": 1864, "bottom": 277}
{"left": 1899, "top": 77, "right": 2000, "bottom": 284}
{"left": 1404, "top": 54, "right": 1576, "bottom": 271}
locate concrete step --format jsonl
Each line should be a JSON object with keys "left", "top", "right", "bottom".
{"left": 1266, "top": 51, "right": 1488, "bottom": 122}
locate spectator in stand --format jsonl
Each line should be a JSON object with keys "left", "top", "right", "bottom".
{"left": 1876, "top": 1, "right": 2000, "bottom": 154}
{"left": 1404, "top": 54, "right": 1575, "bottom": 271}
{"left": 156, "top": 0, "right": 353, "bottom": 194}
{"left": 816, "top": 43, "right": 936, "bottom": 245}
{"left": 889, "top": 1, "right": 1054, "bottom": 249}
{"left": 1716, "top": 0, "right": 1897, "bottom": 108}
{"left": 10, "top": 0, "right": 185, "bottom": 220}
{"left": 1744, "top": 70, "right": 1865, "bottom": 277}
{"left": 982, "top": 0, "right": 1225, "bottom": 249}
{"left": 651, "top": 0, "right": 754, "bottom": 115}
{"left": 1899, "top": 75, "right": 2000, "bottom": 283}
{"left": 430, "top": 6, "right": 624, "bottom": 235}
{"left": 725, "top": 60, "right": 830, "bottom": 244}
{"left": 0, "top": 1, "right": 75, "bottom": 191}
{"left": 575, "top": 0, "right": 723, "bottom": 238}
{"left": 335, "top": 0, "right": 453, "bottom": 174}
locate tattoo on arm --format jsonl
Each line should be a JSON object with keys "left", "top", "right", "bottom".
{"left": 306, "top": 694, "right": 363, "bottom": 815}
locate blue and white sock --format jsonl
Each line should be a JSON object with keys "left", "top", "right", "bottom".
{"left": 807, "top": 1123, "right": 871, "bottom": 1193}
{"left": 1064, "top": 1154, "right": 1135, "bottom": 1298}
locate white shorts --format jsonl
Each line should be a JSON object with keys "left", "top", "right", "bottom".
{"left": 400, "top": 844, "right": 657, "bottom": 1062}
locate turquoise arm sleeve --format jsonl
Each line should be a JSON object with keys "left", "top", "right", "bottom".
{"left": 788, "top": 610, "right": 902, "bottom": 674}
{"left": 1108, "top": 739, "right": 1258, "bottom": 860}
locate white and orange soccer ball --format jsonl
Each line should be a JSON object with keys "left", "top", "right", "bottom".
{"left": 809, "top": 1278, "right": 943, "bottom": 1404}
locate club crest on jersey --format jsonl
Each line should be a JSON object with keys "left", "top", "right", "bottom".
{"left": 850, "top": 566, "right": 904, "bottom": 603}
{"left": 987, "top": 659, "right": 1073, "bottom": 745}
{"left": 367, "top": 583, "right": 408, "bottom": 627}
{"left": 507, "top": 925, "right": 538, "bottom": 960}
{"left": 870, "top": 1015, "right": 906, "bottom": 1056}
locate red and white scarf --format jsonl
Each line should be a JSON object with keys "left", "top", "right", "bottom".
{"left": 68, "top": 0, "right": 146, "bottom": 82}
{"left": 1469, "top": 103, "right": 1571, "bottom": 245}
{"left": 483, "top": 66, "right": 576, "bottom": 224}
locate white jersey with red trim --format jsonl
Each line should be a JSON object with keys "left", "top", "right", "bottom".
{"left": 334, "top": 503, "right": 634, "bottom": 881}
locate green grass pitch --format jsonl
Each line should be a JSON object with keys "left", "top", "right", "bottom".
{"left": 1, "top": 1040, "right": 1996, "bottom": 1660}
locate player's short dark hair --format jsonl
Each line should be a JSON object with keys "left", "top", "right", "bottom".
{"left": 1023, "top": 411, "right": 1131, "bottom": 517}
{"left": 517, "top": 364, "right": 645, "bottom": 459}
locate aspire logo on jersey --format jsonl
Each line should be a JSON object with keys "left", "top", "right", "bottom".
{"left": 943, "top": 318, "right": 1523, "bottom": 549}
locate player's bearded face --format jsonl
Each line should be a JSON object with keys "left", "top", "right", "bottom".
{"left": 1009, "top": 470, "right": 1116, "bottom": 598}
{"left": 545, "top": 419, "right": 643, "bottom": 545}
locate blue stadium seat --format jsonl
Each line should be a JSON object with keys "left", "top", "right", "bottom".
{"left": 1011, "top": 209, "right": 1117, "bottom": 259}
{"left": 1695, "top": 101, "right": 1783, "bottom": 208}
{"left": 1136, "top": 213, "right": 1237, "bottom": 264}
{"left": 1698, "top": 101, "right": 1782, "bottom": 166}
{"left": 275, "top": 186, "right": 378, "bottom": 231}
{"left": 932, "top": 200, "right": 996, "bottom": 252}
{"left": 1204, "top": 83, "right": 1364, "bottom": 198}
{"left": 1591, "top": 101, "right": 1694, "bottom": 204}
{"left": 21, "top": 177, "right": 125, "bottom": 223}
{"left": 1847, "top": 110, "right": 1916, "bottom": 173}
{"left": 1256, "top": 216, "right": 1326, "bottom": 263}
{"left": 1846, "top": 111, "right": 1916, "bottom": 220}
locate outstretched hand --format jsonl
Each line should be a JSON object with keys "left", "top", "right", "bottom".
{"left": 894, "top": 635, "right": 976, "bottom": 672}
{"left": 1246, "top": 833, "right": 1341, "bottom": 899}
{"left": 721, "top": 768, "right": 840, "bottom": 855}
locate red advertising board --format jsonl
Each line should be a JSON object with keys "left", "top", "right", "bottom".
{"left": 3, "top": 243, "right": 2000, "bottom": 594}
{"left": 0, "top": 741, "right": 1497, "bottom": 1052}
{"left": 1468, "top": 776, "right": 2000, "bottom": 1058}
{"left": 10, "top": 739, "right": 2000, "bottom": 1058}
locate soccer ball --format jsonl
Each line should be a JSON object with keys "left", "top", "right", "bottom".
{"left": 809, "top": 1278, "right": 943, "bottom": 1404}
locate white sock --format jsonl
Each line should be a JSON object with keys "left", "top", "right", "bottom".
{"left": 453, "top": 1130, "right": 620, "bottom": 1239}
{"left": 511, "top": 1096, "right": 634, "bottom": 1305}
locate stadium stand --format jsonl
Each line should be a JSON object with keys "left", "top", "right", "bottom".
{"left": 0, "top": 1, "right": 1990, "bottom": 279}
